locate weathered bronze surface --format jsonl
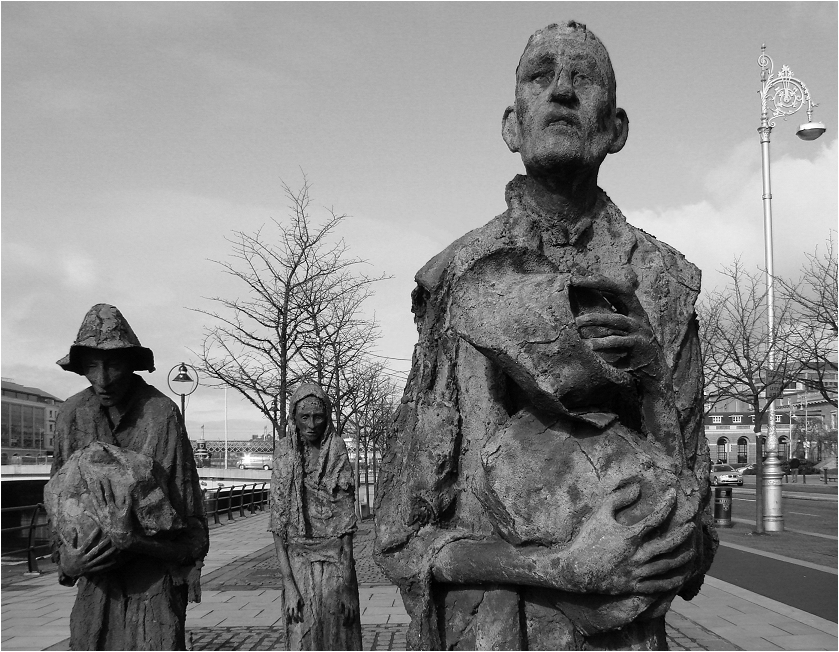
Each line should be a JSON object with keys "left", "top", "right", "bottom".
{"left": 374, "top": 22, "right": 716, "bottom": 650}
{"left": 46, "top": 304, "right": 209, "bottom": 651}
{"left": 270, "top": 383, "right": 363, "bottom": 650}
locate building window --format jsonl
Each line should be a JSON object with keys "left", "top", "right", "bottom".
{"left": 737, "top": 437, "right": 749, "bottom": 463}
{"left": 716, "top": 437, "right": 729, "bottom": 463}
{"left": 711, "top": 416, "right": 722, "bottom": 424}
{"left": 732, "top": 415, "right": 742, "bottom": 424}
{"left": 775, "top": 414, "right": 782, "bottom": 423}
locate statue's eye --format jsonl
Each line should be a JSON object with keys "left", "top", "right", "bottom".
{"left": 530, "top": 70, "right": 553, "bottom": 87}
{"left": 573, "top": 72, "right": 590, "bottom": 87}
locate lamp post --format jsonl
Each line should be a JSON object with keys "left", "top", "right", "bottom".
{"left": 757, "top": 46, "right": 825, "bottom": 532}
{"left": 168, "top": 362, "right": 199, "bottom": 421}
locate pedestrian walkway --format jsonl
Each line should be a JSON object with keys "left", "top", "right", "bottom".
{"left": 2, "top": 509, "right": 837, "bottom": 651}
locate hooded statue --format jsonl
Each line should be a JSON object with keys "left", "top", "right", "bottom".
{"left": 270, "top": 383, "right": 362, "bottom": 650}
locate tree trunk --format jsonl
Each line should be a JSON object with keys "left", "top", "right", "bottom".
{"left": 353, "top": 416, "right": 361, "bottom": 519}
{"left": 371, "top": 440, "right": 378, "bottom": 516}
{"left": 754, "top": 428, "right": 764, "bottom": 534}
{"left": 364, "top": 441, "right": 370, "bottom": 516}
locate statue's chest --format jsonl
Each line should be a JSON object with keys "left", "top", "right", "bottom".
{"left": 478, "top": 409, "right": 676, "bottom": 548}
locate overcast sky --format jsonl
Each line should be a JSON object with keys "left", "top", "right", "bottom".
{"left": 3, "top": 2, "right": 836, "bottom": 440}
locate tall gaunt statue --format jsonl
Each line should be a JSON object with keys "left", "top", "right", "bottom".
{"left": 271, "top": 383, "right": 363, "bottom": 650}
{"left": 375, "top": 21, "right": 716, "bottom": 650}
{"left": 47, "top": 304, "right": 208, "bottom": 651}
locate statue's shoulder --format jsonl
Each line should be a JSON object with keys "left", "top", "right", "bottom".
{"left": 56, "top": 387, "right": 95, "bottom": 423}
{"left": 606, "top": 200, "right": 701, "bottom": 297}
{"left": 415, "top": 212, "right": 511, "bottom": 293}
{"left": 130, "top": 377, "right": 181, "bottom": 418}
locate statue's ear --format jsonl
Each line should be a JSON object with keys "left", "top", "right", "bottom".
{"left": 502, "top": 106, "right": 521, "bottom": 153}
{"left": 608, "top": 108, "right": 629, "bottom": 154}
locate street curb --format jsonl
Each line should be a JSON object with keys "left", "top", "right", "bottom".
{"left": 717, "top": 540, "right": 838, "bottom": 575}
{"left": 731, "top": 488, "right": 837, "bottom": 502}
{"left": 702, "top": 576, "right": 838, "bottom": 636}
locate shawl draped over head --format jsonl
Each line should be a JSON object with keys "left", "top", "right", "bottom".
{"left": 270, "top": 383, "right": 356, "bottom": 540}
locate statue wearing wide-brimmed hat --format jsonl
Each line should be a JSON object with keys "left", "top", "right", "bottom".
{"left": 47, "top": 304, "right": 208, "bottom": 651}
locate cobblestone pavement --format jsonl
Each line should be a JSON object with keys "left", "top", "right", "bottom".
{"left": 200, "top": 519, "right": 387, "bottom": 590}
{"left": 666, "top": 611, "right": 742, "bottom": 651}
{"left": 13, "top": 511, "right": 818, "bottom": 651}
{"left": 188, "top": 625, "right": 407, "bottom": 651}
{"left": 191, "top": 517, "right": 735, "bottom": 651}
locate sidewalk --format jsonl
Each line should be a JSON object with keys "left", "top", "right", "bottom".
{"left": 2, "top": 509, "right": 836, "bottom": 651}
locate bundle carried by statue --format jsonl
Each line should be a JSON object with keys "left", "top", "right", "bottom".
{"left": 45, "top": 441, "right": 187, "bottom": 559}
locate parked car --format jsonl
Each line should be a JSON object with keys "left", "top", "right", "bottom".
{"left": 238, "top": 453, "right": 273, "bottom": 470}
{"left": 710, "top": 464, "right": 743, "bottom": 486}
{"left": 734, "top": 464, "right": 755, "bottom": 475}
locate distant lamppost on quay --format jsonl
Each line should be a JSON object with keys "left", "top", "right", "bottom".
{"left": 168, "top": 362, "right": 199, "bottom": 421}
{"left": 756, "top": 45, "right": 825, "bottom": 532}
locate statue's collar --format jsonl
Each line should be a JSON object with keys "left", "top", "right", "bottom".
{"left": 504, "top": 175, "right": 605, "bottom": 246}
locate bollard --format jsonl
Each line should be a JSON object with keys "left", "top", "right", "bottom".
{"left": 713, "top": 486, "right": 732, "bottom": 528}
{"left": 824, "top": 468, "right": 829, "bottom": 484}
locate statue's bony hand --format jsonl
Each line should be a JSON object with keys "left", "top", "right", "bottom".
{"left": 90, "top": 477, "right": 134, "bottom": 550}
{"left": 570, "top": 274, "right": 662, "bottom": 375}
{"left": 339, "top": 596, "right": 359, "bottom": 626}
{"left": 284, "top": 580, "right": 304, "bottom": 623}
{"left": 58, "top": 525, "right": 120, "bottom": 577}
{"left": 563, "top": 483, "right": 694, "bottom": 595}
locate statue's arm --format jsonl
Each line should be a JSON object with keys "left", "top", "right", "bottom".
{"left": 432, "top": 483, "right": 696, "bottom": 595}
{"left": 272, "top": 533, "right": 304, "bottom": 622}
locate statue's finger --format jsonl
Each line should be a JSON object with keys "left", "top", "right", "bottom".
{"left": 81, "top": 525, "right": 103, "bottom": 551}
{"left": 575, "top": 313, "right": 633, "bottom": 331}
{"left": 636, "top": 548, "right": 695, "bottom": 579}
{"left": 631, "top": 488, "right": 677, "bottom": 537}
{"left": 608, "top": 483, "right": 641, "bottom": 513}
{"left": 587, "top": 335, "right": 636, "bottom": 353}
{"left": 636, "top": 523, "right": 695, "bottom": 563}
{"left": 570, "top": 274, "right": 631, "bottom": 294}
{"left": 635, "top": 574, "right": 688, "bottom": 594}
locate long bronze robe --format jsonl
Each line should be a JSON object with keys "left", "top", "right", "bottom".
{"left": 375, "top": 175, "right": 717, "bottom": 650}
{"left": 50, "top": 376, "right": 209, "bottom": 651}
{"left": 270, "top": 386, "right": 362, "bottom": 651}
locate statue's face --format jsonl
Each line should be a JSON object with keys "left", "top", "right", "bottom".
{"left": 295, "top": 397, "right": 328, "bottom": 445}
{"left": 80, "top": 349, "right": 134, "bottom": 408}
{"left": 504, "top": 28, "right": 626, "bottom": 176}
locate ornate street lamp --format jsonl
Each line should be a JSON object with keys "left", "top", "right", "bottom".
{"left": 168, "top": 362, "right": 199, "bottom": 421}
{"left": 756, "top": 46, "right": 825, "bottom": 532}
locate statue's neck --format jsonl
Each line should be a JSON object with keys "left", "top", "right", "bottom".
{"left": 518, "top": 174, "right": 601, "bottom": 225}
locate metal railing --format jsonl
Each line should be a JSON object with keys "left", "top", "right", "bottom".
{"left": 1, "top": 503, "right": 50, "bottom": 574}
{"left": 203, "top": 482, "right": 270, "bottom": 525}
{"left": 0, "top": 484, "right": 271, "bottom": 576}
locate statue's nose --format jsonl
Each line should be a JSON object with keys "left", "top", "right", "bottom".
{"left": 549, "top": 69, "right": 575, "bottom": 102}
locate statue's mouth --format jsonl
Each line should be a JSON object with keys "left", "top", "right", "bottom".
{"left": 545, "top": 112, "right": 580, "bottom": 129}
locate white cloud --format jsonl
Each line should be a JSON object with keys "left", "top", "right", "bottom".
{"left": 627, "top": 138, "right": 837, "bottom": 296}
{"left": 61, "top": 254, "right": 97, "bottom": 290}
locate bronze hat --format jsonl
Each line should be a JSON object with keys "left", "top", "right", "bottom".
{"left": 57, "top": 304, "right": 155, "bottom": 374}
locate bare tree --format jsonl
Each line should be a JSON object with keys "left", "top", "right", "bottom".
{"left": 193, "top": 177, "right": 384, "bottom": 439}
{"left": 697, "top": 292, "right": 731, "bottom": 416}
{"left": 339, "top": 360, "right": 400, "bottom": 517}
{"left": 699, "top": 259, "right": 802, "bottom": 533}
{"left": 777, "top": 235, "right": 838, "bottom": 408}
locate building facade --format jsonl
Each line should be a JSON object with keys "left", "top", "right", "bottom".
{"left": 1, "top": 380, "right": 63, "bottom": 463}
{"left": 705, "top": 370, "right": 838, "bottom": 464}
